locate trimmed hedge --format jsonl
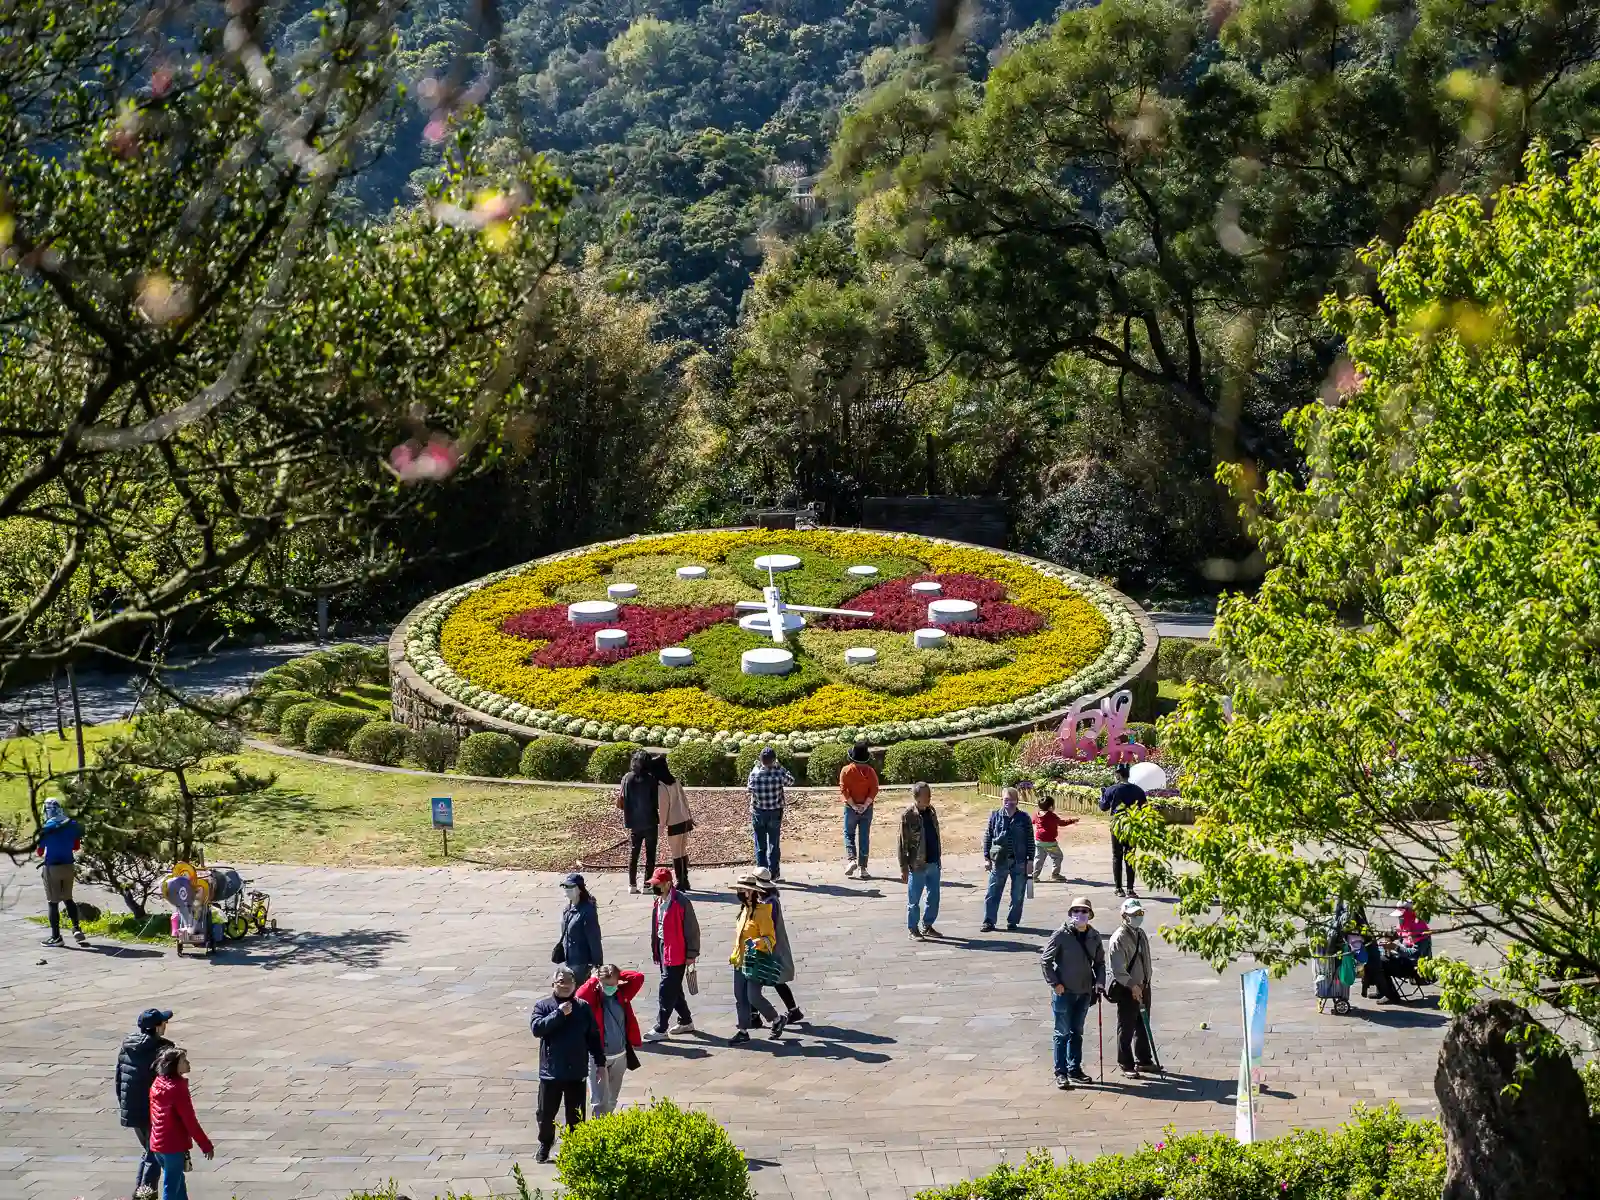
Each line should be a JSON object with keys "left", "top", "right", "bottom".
{"left": 667, "top": 740, "right": 728, "bottom": 786}
{"left": 913, "top": 1104, "right": 1442, "bottom": 1199}
{"left": 279, "top": 701, "right": 331, "bottom": 745}
{"left": 952, "top": 736, "right": 1011, "bottom": 782}
{"left": 304, "top": 707, "right": 376, "bottom": 754}
{"left": 1157, "top": 636, "right": 1194, "bottom": 682}
{"left": 803, "top": 741, "right": 852, "bottom": 789}
{"left": 257, "top": 688, "right": 320, "bottom": 728}
{"left": 556, "top": 1098, "right": 753, "bottom": 1200}
{"left": 734, "top": 742, "right": 806, "bottom": 786}
{"left": 883, "top": 739, "right": 954, "bottom": 784}
{"left": 456, "top": 731, "right": 522, "bottom": 778}
{"left": 520, "top": 735, "right": 590, "bottom": 781}
{"left": 588, "top": 740, "right": 645, "bottom": 784}
{"left": 407, "top": 725, "right": 458, "bottom": 772}
{"left": 1184, "top": 640, "right": 1224, "bottom": 685}
{"left": 348, "top": 721, "right": 409, "bottom": 766}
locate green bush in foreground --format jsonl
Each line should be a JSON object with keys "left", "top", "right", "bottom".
{"left": 914, "top": 1105, "right": 1442, "bottom": 1199}
{"left": 883, "top": 738, "right": 954, "bottom": 784}
{"left": 457, "top": 731, "right": 523, "bottom": 778}
{"left": 520, "top": 735, "right": 590, "bottom": 781}
{"left": 588, "top": 740, "right": 644, "bottom": 784}
{"left": 257, "top": 688, "right": 319, "bottom": 729}
{"left": 557, "top": 1099, "right": 753, "bottom": 1200}
{"left": 280, "top": 701, "right": 331, "bottom": 746}
{"left": 348, "top": 721, "right": 410, "bottom": 766}
{"left": 305, "top": 707, "right": 376, "bottom": 754}
{"left": 667, "top": 739, "right": 728, "bottom": 785}
{"left": 407, "top": 725, "right": 458, "bottom": 772}
{"left": 734, "top": 741, "right": 806, "bottom": 786}
{"left": 803, "top": 740, "right": 852, "bottom": 789}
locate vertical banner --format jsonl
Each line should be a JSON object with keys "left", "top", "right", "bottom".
{"left": 1235, "top": 968, "right": 1269, "bottom": 1143}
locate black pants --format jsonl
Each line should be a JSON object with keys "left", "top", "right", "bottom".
{"left": 753, "top": 983, "right": 798, "bottom": 1022}
{"left": 536, "top": 1079, "right": 586, "bottom": 1149}
{"left": 1114, "top": 988, "right": 1154, "bottom": 1069}
{"left": 1111, "top": 835, "right": 1136, "bottom": 892}
{"left": 132, "top": 1122, "right": 161, "bottom": 1194}
{"left": 628, "top": 829, "right": 657, "bottom": 889}
{"left": 47, "top": 898, "right": 81, "bottom": 938}
{"left": 656, "top": 963, "right": 692, "bottom": 1031}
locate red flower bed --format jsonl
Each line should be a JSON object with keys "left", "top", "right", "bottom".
{"left": 817, "top": 574, "right": 1045, "bottom": 641}
{"left": 502, "top": 604, "right": 735, "bottom": 667}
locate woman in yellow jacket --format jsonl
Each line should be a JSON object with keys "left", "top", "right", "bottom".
{"left": 729, "top": 871, "right": 787, "bottom": 1043}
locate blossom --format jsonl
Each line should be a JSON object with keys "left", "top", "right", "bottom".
{"left": 818, "top": 573, "right": 1046, "bottom": 641}
{"left": 502, "top": 604, "right": 733, "bottom": 668}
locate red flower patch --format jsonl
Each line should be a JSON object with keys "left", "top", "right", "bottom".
{"left": 502, "top": 604, "right": 735, "bottom": 667}
{"left": 817, "top": 574, "right": 1045, "bottom": 641}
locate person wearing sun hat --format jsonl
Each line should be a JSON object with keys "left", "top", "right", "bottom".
{"left": 839, "top": 741, "right": 879, "bottom": 879}
{"left": 1108, "top": 896, "right": 1156, "bottom": 1077}
{"left": 728, "top": 870, "right": 786, "bottom": 1042}
{"left": 1040, "top": 898, "right": 1104, "bottom": 1088}
{"left": 748, "top": 867, "right": 804, "bottom": 1027}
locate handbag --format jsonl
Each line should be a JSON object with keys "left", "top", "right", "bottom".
{"left": 551, "top": 941, "right": 565, "bottom": 964}
{"left": 625, "top": 1043, "right": 641, "bottom": 1071}
{"left": 740, "top": 941, "right": 784, "bottom": 984}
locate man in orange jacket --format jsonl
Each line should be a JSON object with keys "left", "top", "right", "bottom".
{"left": 839, "top": 742, "right": 879, "bottom": 879}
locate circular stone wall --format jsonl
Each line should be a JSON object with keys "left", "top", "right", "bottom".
{"left": 390, "top": 528, "right": 1155, "bottom": 753}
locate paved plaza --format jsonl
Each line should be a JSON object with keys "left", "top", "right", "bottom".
{"left": 0, "top": 845, "right": 1447, "bottom": 1200}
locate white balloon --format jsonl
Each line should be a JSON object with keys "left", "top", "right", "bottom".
{"left": 1129, "top": 762, "right": 1167, "bottom": 792}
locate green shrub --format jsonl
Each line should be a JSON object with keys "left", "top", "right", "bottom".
{"left": 1157, "top": 636, "right": 1194, "bottom": 681}
{"left": 803, "top": 741, "right": 852, "bottom": 789}
{"left": 520, "top": 735, "right": 590, "bottom": 781}
{"left": 456, "top": 731, "right": 522, "bottom": 778}
{"left": 358, "top": 645, "right": 389, "bottom": 683}
{"left": 348, "top": 721, "right": 410, "bottom": 766}
{"left": 257, "top": 688, "right": 319, "bottom": 729}
{"left": 1583, "top": 1060, "right": 1600, "bottom": 1119}
{"left": 556, "top": 1098, "right": 753, "bottom": 1200}
{"left": 1125, "top": 721, "right": 1160, "bottom": 750}
{"left": 734, "top": 742, "right": 806, "bottom": 786}
{"left": 1184, "top": 640, "right": 1223, "bottom": 685}
{"left": 407, "top": 725, "right": 458, "bottom": 772}
{"left": 952, "top": 737, "right": 1011, "bottom": 782}
{"left": 280, "top": 701, "right": 331, "bottom": 746}
{"left": 304, "top": 707, "right": 376, "bottom": 754}
{"left": 251, "top": 668, "right": 301, "bottom": 696}
{"left": 667, "top": 740, "right": 728, "bottom": 786}
{"left": 913, "top": 1104, "right": 1442, "bottom": 1200}
{"left": 284, "top": 656, "right": 331, "bottom": 695}
{"left": 588, "top": 741, "right": 644, "bottom": 784}
{"left": 883, "top": 739, "right": 954, "bottom": 784}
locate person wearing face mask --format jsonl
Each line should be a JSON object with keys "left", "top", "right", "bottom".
{"left": 644, "top": 867, "right": 700, "bottom": 1041}
{"left": 1107, "top": 897, "right": 1156, "bottom": 1078}
{"left": 575, "top": 963, "right": 645, "bottom": 1115}
{"left": 554, "top": 873, "right": 603, "bottom": 984}
{"left": 899, "top": 782, "right": 943, "bottom": 940}
{"left": 980, "top": 786, "right": 1035, "bottom": 932}
{"left": 529, "top": 966, "right": 605, "bottom": 1163}
{"left": 728, "top": 872, "right": 786, "bottom": 1043}
{"left": 1040, "top": 897, "right": 1105, "bottom": 1088}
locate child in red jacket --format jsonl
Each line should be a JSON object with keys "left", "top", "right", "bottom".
{"left": 148, "top": 1047, "right": 214, "bottom": 1200}
{"left": 1032, "top": 795, "right": 1076, "bottom": 882}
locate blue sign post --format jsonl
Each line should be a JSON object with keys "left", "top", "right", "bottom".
{"left": 432, "top": 797, "right": 453, "bottom": 858}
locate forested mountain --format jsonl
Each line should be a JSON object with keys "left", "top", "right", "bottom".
{"left": 384, "top": 0, "right": 1067, "bottom": 342}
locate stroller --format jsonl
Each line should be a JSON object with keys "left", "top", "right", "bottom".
{"left": 164, "top": 860, "right": 275, "bottom": 956}
{"left": 1312, "top": 900, "right": 1363, "bottom": 1015}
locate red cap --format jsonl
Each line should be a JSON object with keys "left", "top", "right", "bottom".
{"left": 648, "top": 867, "right": 676, "bottom": 886}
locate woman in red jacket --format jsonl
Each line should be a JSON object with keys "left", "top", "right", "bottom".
{"left": 575, "top": 964, "right": 645, "bottom": 1115}
{"left": 148, "top": 1046, "right": 214, "bottom": 1200}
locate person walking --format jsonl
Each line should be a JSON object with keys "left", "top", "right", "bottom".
{"left": 1107, "top": 897, "right": 1157, "bottom": 1077}
{"left": 728, "top": 871, "right": 787, "bottom": 1043}
{"left": 839, "top": 742, "right": 878, "bottom": 879}
{"left": 575, "top": 964, "right": 644, "bottom": 1116}
{"left": 654, "top": 754, "right": 695, "bottom": 891}
{"left": 981, "top": 786, "right": 1034, "bottom": 932}
{"left": 1031, "top": 794, "right": 1075, "bottom": 882}
{"left": 555, "top": 873, "right": 603, "bottom": 983}
{"left": 898, "top": 782, "right": 943, "bottom": 940}
{"left": 644, "top": 866, "right": 699, "bottom": 1041}
{"left": 115, "top": 1007, "right": 174, "bottom": 1197}
{"left": 751, "top": 867, "right": 804, "bottom": 1026}
{"left": 746, "top": 747, "right": 794, "bottom": 881}
{"left": 147, "top": 1047, "right": 214, "bottom": 1200}
{"left": 36, "top": 796, "right": 87, "bottom": 947}
{"left": 618, "top": 751, "right": 660, "bottom": 892}
{"left": 529, "top": 966, "right": 605, "bottom": 1163}
{"left": 1099, "top": 763, "right": 1146, "bottom": 897}
{"left": 1040, "top": 897, "right": 1105, "bottom": 1088}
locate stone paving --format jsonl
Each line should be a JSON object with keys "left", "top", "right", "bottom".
{"left": 0, "top": 844, "right": 1447, "bottom": 1200}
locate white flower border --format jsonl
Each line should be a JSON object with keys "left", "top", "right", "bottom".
{"left": 399, "top": 529, "right": 1148, "bottom": 751}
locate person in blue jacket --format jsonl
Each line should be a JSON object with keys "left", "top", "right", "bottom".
{"left": 36, "top": 797, "right": 87, "bottom": 947}
{"left": 981, "top": 787, "right": 1035, "bottom": 932}
{"left": 555, "top": 872, "right": 603, "bottom": 982}
{"left": 529, "top": 966, "right": 604, "bottom": 1163}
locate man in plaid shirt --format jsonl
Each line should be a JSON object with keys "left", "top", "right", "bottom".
{"left": 746, "top": 747, "right": 795, "bottom": 881}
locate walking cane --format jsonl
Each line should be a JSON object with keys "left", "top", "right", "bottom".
{"left": 1097, "top": 989, "right": 1105, "bottom": 1083}
{"left": 1140, "top": 1004, "right": 1164, "bottom": 1074}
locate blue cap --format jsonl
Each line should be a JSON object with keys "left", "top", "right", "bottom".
{"left": 137, "top": 1008, "right": 173, "bottom": 1031}
{"left": 560, "top": 872, "right": 584, "bottom": 888}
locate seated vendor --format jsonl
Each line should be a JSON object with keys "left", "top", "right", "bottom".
{"left": 1364, "top": 900, "right": 1431, "bottom": 1004}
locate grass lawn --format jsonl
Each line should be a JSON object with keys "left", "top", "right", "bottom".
{"left": 26, "top": 911, "right": 170, "bottom": 943}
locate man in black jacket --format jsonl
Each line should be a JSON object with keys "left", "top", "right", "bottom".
{"left": 1098, "top": 764, "right": 1146, "bottom": 897}
{"left": 617, "top": 750, "right": 660, "bottom": 892}
{"left": 114, "top": 1007, "right": 173, "bottom": 1196}
{"left": 529, "top": 966, "right": 604, "bottom": 1163}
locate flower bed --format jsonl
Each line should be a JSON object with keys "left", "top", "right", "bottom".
{"left": 399, "top": 528, "right": 1149, "bottom": 750}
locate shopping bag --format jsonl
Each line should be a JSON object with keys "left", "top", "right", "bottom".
{"left": 686, "top": 962, "right": 699, "bottom": 995}
{"left": 1026, "top": 877, "right": 1036, "bottom": 900}
{"left": 740, "top": 944, "right": 784, "bottom": 984}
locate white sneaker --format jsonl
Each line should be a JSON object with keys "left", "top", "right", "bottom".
{"left": 643, "top": 1029, "right": 668, "bottom": 1042}
{"left": 845, "top": 862, "right": 858, "bottom": 878}
{"left": 629, "top": 885, "right": 641, "bottom": 894}
{"left": 670, "top": 1019, "right": 695, "bottom": 1033}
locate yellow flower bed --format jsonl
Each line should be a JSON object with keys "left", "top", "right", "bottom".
{"left": 433, "top": 529, "right": 1115, "bottom": 734}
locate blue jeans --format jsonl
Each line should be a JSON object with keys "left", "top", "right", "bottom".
{"left": 133, "top": 1123, "right": 162, "bottom": 1195}
{"left": 983, "top": 864, "right": 1028, "bottom": 926}
{"left": 1052, "top": 989, "right": 1094, "bottom": 1076}
{"left": 154, "top": 1152, "right": 188, "bottom": 1200}
{"left": 751, "top": 808, "right": 783, "bottom": 876}
{"left": 907, "top": 861, "right": 941, "bottom": 930}
{"left": 843, "top": 806, "right": 872, "bottom": 868}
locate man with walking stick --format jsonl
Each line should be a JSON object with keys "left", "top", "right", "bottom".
{"left": 1108, "top": 897, "right": 1158, "bottom": 1078}
{"left": 1040, "top": 896, "right": 1105, "bottom": 1089}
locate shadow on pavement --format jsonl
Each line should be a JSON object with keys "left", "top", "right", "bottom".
{"left": 1092, "top": 1070, "right": 1234, "bottom": 1103}
{"left": 796, "top": 1024, "right": 896, "bottom": 1045}
{"left": 780, "top": 881, "right": 885, "bottom": 899}
{"left": 640, "top": 1042, "right": 712, "bottom": 1060}
{"left": 1353, "top": 1004, "right": 1448, "bottom": 1029}
{"left": 211, "top": 927, "right": 408, "bottom": 970}
{"left": 59, "top": 943, "right": 167, "bottom": 960}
